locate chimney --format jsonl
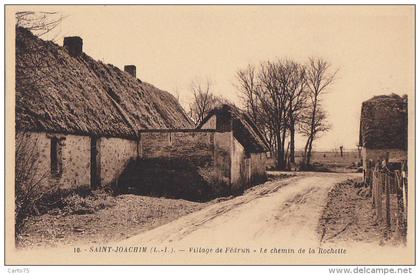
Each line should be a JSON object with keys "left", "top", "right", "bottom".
{"left": 63, "top": 36, "right": 83, "bottom": 57}
{"left": 124, "top": 65, "right": 136, "bottom": 78}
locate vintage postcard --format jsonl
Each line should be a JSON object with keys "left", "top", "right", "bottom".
{"left": 4, "top": 5, "right": 415, "bottom": 265}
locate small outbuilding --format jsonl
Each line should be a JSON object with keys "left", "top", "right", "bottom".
{"left": 198, "top": 104, "right": 269, "bottom": 190}
{"left": 118, "top": 104, "right": 270, "bottom": 201}
{"left": 359, "top": 94, "right": 408, "bottom": 179}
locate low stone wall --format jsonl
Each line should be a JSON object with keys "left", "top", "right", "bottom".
{"left": 140, "top": 130, "right": 215, "bottom": 167}
{"left": 129, "top": 130, "right": 233, "bottom": 199}
{"left": 139, "top": 130, "right": 233, "bottom": 181}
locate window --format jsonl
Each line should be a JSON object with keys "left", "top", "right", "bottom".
{"left": 51, "top": 137, "right": 63, "bottom": 177}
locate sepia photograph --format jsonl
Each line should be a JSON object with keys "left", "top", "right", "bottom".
{"left": 4, "top": 4, "right": 415, "bottom": 266}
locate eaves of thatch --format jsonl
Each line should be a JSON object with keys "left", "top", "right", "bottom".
{"left": 198, "top": 104, "right": 270, "bottom": 153}
{"left": 15, "top": 27, "right": 193, "bottom": 139}
{"left": 359, "top": 93, "right": 407, "bottom": 150}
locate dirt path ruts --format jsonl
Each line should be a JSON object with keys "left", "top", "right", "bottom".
{"left": 118, "top": 172, "right": 361, "bottom": 247}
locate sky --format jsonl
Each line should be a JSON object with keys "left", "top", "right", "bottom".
{"left": 12, "top": 5, "right": 414, "bottom": 151}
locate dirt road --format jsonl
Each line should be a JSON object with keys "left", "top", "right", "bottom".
{"left": 121, "top": 172, "right": 361, "bottom": 247}
{"left": 15, "top": 172, "right": 412, "bottom": 265}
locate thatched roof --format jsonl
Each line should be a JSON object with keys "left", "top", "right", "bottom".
{"left": 359, "top": 93, "right": 407, "bottom": 150}
{"left": 198, "top": 104, "right": 270, "bottom": 153}
{"left": 15, "top": 27, "right": 192, "bottom": 139}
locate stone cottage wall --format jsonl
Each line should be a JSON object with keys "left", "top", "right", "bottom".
{"left": 213, "top": 131, "right": 232, "bottom": 185}
{"left": 16, "top": 132, "right": 91, "bottom": 190}
{"left": 231, "top": 136, "right": 248, "bottom": 192}
{"left": 59, "top": 134, "right": 91, "bottom": 189}
{"left": 99, "top": 137, "right": 138, "bottom": 185}
{"left": 230, "top": 139, "right": 267, "bottom": 192}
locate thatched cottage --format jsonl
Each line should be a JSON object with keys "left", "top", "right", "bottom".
{"left": 15, "top": 27, "right": 268, "bottom": 200}
{"left": 359, "top": 94, "right": 408, "bottom": 176}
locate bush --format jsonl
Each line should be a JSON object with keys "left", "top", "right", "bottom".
{"left": 197, "top": 167, "right": 230, "bottom": 197}
{"left": 60, "top": 189, "right": 116, "bottom": 215}
{"left": 15, "top": 133, "right": 54, "bottom": 235}
{"left": 298, "top": 161, "right": 332, "bottom": 172}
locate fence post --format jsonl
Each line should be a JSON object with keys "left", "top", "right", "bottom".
{"left": 371, "top": 171, "right": 375, "bottom": 207}
{"left": 385, "top": 173, "right": 391, "bottom": 231}
{"left": 403, "top": 174, "right": 408, "bottom": 240}
{"left": 377, "top": 172, "right": 382, "bottom": 223}
{"left": 395, "top": 171, "right": 406, "bottom": 241}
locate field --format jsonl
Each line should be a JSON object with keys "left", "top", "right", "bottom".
{"left": 297, "top": 150, "right": 360, "bottom": 169}
{"left": 267, "top": 150, "right": 361, "bottom": 172}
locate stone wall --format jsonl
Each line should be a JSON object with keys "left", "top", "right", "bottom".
{"left": 16, "top": 132, "right": 91, "bottom": 190}
{"left": 17, "top": 129, "right": 267, "bottom": 198}
{"left": 230, "top": 139, "right": 267, "bottom": 192}
{"left": 99, "top": 137, "right": 138, "bottom": 185}
{"left": 213, "top": 131, "right": 232, "bottom": 184}
{"left": 16, "top": 132, "right": 139, "bottom": 190}
{"left": 137, "top": 130, "right": 233, "bottom": 196}
{"left": 140, "top": 130, "right": 216, "bottom": 167}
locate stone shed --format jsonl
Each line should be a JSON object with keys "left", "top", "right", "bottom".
{"left": 117, "top": 104, "right": 269, "bottom": 201}
{"left": 198, "top": 104, "right": 269, "bottom": 190}
{"left": 359, "top": 94, "right": 408, "bottom": 177}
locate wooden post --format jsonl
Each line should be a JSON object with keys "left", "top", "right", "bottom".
{"left": 396, "top": 171, "right": 406, "bottom": 240}
{"left": 372, "top": 171, "right": 376, "bottom": 207}
{"left": 385, "top": 173, "right": 391, "bottom": 230}
{"left": 403, "top": 175, "right": 408, "bottom": 239}
{"left": 376, "top": 172, "right": 382, "bottom": 223}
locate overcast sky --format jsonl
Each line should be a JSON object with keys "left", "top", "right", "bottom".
{"left": 16, "top": 5, "right": 414, "bottom": 151}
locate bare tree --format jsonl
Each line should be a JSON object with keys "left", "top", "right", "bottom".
{"left": 16, "top": 11, "right": 64, "bottom": 38}
{"left": 301, "top": 57, "right": 336, "bottom": 167}
{"left": 16, "top": 11, "right": 66, "bottom": 92}
{"left": 189, "top": 79, "right": 231, "bottom": 126}
{"left": 236, "top": 64, "right": 260, "bottom": 123}
{"left": 284, "top": 61, "right": 308, "bottom": 164}
{"left": 237, "top": 59, "right": 311, "bottom": 170}
{"left": 189, "top": 79, "right": 216, "bottom": 125}
{"left": 236, "top": 65, "right": 276, "bottom": 154}
{"left": 237, "top": 57, "right": 335, "bottom": 170}
{"left": 259, "top": 61, "right": 290, "bottom": 170}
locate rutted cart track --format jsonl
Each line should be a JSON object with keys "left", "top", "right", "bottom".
{"left": 120, "top": 172, "right": 361, "bottom": 247}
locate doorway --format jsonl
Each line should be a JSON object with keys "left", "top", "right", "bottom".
{"left": 90, "top": 137, "right": 100, "bottom": 188}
